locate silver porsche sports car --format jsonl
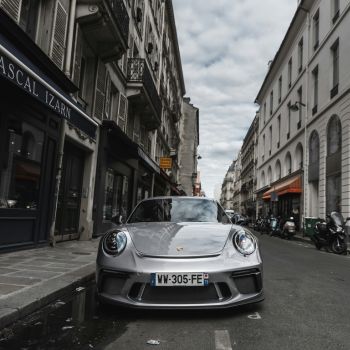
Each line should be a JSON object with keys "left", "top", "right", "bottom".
{"left": 96, "top": 196, "right": 263, "bottom": 309}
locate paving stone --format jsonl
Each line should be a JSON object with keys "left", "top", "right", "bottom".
{"left": 9, "top": 270, "right": 61, "bottom": 280}
{"left": 12, "top": 259, "right": 54, "bottom": 267}
{"left": 0, "top": 268, "right": 19, "bottom": 275}
{"left": 0, "top": 284, "right": 24, "bottom": 295}
{"left": 13, "top": 264, "right": 71, "bottom": 272}
{"left": 0, "top": 276, "right": 41, "bottom": 286}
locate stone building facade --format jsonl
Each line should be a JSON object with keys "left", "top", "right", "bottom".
{"left": 255, "top": 0, "right": 350, "bottom": 227}
{"left": 0, "top": 0, "right": 190, "bottom": 250}
{"left": 178, "top": 97, "right": 199, "bottom": 196}
{"left": 220, "top": 161, "right": 235, "bottom": 210}
{"left": 240, "top": 114, "right": 259, "bottom": 220}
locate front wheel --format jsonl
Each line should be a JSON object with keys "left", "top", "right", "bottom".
{"left": 331, "top": 239, "right": 347, "bottom": 254}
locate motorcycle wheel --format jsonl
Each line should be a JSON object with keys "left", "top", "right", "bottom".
{"left": 331, "top": 239, "right": 347, "bottom": 254}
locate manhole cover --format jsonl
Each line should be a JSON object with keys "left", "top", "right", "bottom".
{"left": 72, "top": 251, "right": 91, "bottom": 256}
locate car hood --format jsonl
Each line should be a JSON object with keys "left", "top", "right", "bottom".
{"left": 126, "top": 222, "right": 232, "bottom": 257}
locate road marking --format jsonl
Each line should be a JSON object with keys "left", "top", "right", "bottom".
{"left": 215, "top": 330, "right": 233, "bottom": 350}
{"left": 247, "top": 312, "right": 262, "bottom": 319}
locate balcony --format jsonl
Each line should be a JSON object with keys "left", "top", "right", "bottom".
{"left": 76, "top": 0, "right": 129, "bottom": 61}
{"left": 127, "top": 58, "right": 162, "bottom": 130}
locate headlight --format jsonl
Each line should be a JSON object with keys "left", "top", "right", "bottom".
{"left": 233, "top": 229, "right": 256, "bottom": 255}
{"left": 103, "top": 231, "right": 127, "bottom": 255}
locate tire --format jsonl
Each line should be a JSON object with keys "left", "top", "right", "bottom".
{"left": 331, "top": 239, "right": 347, "bottom": 254}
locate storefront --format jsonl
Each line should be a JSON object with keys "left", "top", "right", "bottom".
{"left": 93, "top": 124, "right": 137, "bottom": 236}
{"left": 262, "top": 174, "right": 302, "bottom": 229}
{"left": 0, "top": 11, "right": 97, "bottom": 250}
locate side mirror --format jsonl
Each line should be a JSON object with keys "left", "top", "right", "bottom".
{"left": 112, "top": 215, "right": 124, "bottom": 225}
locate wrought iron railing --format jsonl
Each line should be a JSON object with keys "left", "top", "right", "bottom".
{"left": 127, "top": 58, "right": 162, "bottom": 119}
{"left": 108, "top": 0, "right": 129, "bottom": 44}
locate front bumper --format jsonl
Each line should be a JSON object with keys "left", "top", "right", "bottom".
{"left": 96, "top": 250, "right": 263, "bottom": 309}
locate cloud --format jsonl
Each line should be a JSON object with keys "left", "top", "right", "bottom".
{"left": 173, "top": 0, "right": 297, "bottom": 197}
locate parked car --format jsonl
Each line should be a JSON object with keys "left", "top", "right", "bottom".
{"left": 225, "top": 209, "right": 234, "bottom": 219}
{"left": 231, "top": 213, "right": 249, "bottom": 226}
{"left": 96, "top": 196, "right": 263, "bottom": 309}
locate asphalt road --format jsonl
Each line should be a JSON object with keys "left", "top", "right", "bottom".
{"left": 1, "top": 233, "right": 350, "bottom": 350}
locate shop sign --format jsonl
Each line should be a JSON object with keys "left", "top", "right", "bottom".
{"left": 271, "top": 191, "right": 278, "bottom": 202}
{"left": 160, "top": 157, "right": 172, "bottom": 169}
{"left": 0, "top": 50, "right": 97, "bottom": 139}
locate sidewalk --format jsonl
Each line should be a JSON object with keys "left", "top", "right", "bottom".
{"left": 0, "top": 238, "right": 100, "bottom": 329}
{"left": 293, "top": 232, "right": 313, "bottom": 244}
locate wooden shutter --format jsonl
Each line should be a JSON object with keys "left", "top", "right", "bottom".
{"left": 118, "top": 94, "right": 128, "bottom": 132}
{"left": 0, "top": 0, "right": 22, "bottom": 23}
{"left": 93, "top": 59, "right": 107, "bottom": 120}
{"left": 104, "top": 73, "right": 112, "bottom": 120}
{"left": 50, "top": 0, "right": 68, "bottom": 70}
{"left": 72, "top": 25, "right": 83, "bottom": 87}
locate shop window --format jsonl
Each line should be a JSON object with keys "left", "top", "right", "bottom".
{"left": 0, "top": 118, "right": 44, "bottom": 209}
{"left": 103, "top": 169, "right": 129, "bottom": 221}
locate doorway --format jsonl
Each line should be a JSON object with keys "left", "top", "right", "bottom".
{"left": 55, "top": 142, "right": 85, "bottom": 241}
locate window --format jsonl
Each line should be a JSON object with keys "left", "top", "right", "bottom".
{"left": 263, "top": 102, "right": 266, "bottom": 124}
{"left": 327, "top": 115, "right": 341, "bottom": 156}
{"left": 326, "top": 116, "right": 342, "bottom": 213}
{"left": 313, "top": 10, "right": 320, "bottom": 50}
{"left": 312, "top": 66, "right": 318, "bottom": 114}
{"left": 298, "top": 38, "right": 303, "bottom": 72}
{"left": 270, "top": 91, "right": 273, "bottom": 115}
{"left": 297, "top": 86, "right": 302, "bottom": 128}
{"left": 269, "top": 125, "right": 272, "bottom": 155}
{"left": 332, "top": 0, "right": 340, "bottom": 23}
{"left": 0, "top": 117, "right": 44, "bottom": 210}
{"left": 262, "top": 134, "right": 265, "bottom": 161}
{"left": 134, "top": 0, "right": 145, "bottom": 35}
{"left": 19, "top": 0, "right": 40, "bottom": 40}
{"left": 277, "top": 115, "right": 281, "bottom": 148}
{"left": 287, "top": 102, "right": 291, "bottom": 138}
{"left": 78, "top": 56, "right": 86, "bottom": 100}
{"left": 278, "top": 76, "right": 282, "bottom": 103}
{"left": 331, "top": 39, "right": 339, "bottom": 98}
{"left": 288, "top": 58, "right": 292, "bottom": 88}
{"left": 285, "top": 153, "right": 292, "bottom": 175}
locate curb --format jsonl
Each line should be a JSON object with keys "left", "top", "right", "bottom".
{"left": 0, "top": 263, "right": 96, "bottom": 330}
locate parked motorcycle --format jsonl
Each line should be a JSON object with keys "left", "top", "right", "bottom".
{"left": 281, "top": 216, "right": 296, "bottom": 239}
{"left": 311, "top": 212, "right": 348, "bottom": 254}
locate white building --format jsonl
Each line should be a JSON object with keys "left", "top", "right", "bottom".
{"left": 255, "top": 0, "right": 350, "bottom": 227}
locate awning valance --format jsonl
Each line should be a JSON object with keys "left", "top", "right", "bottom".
{"left": 263, "top": 175, "right": 302, "bottom": 200}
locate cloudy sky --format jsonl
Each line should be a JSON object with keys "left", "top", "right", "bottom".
{"left": 172, "top": 0, "right": 298, "bottom": 197}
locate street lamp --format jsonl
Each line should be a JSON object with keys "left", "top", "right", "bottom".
{"left": 288, "top": 101, "right": 306, "bottom": 112}
{"left": 288, "top": 99, "right": 307, "bottom": 232}
{"left": 197, "top": 155, "right": 202, "bottom": 160}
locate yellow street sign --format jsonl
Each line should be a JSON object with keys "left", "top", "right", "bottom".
{"left": 160, "top": 157, "right": 172, "bottom": 169}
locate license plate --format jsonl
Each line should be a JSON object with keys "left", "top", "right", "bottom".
{"left": 150, "top": 273, "right": 209, "bottom": 287}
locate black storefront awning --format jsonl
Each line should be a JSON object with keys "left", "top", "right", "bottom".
{"left": 0, "top": 14, "right": 98, "bottom": 140}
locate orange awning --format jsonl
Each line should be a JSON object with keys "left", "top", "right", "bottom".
{"left": 262, "top": 175, "right": 302, "bottom": 200}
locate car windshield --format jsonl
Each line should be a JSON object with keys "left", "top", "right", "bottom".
{"left": 128, "top": 198, "right": 230, "bottom": 223}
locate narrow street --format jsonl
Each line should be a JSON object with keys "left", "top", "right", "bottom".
{"left": 1, "top": 234, "right": 349, "bottom": 350}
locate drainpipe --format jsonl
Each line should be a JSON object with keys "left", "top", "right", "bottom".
{"left": 49, "top": 1, "right": 76, "bottom": 245}
{"left": 49, "top": 119, "right": 66, "bottom": 246}
{"left": 303, "top": 10, "right": 311, "bottom": 229}
{"left": 65, "top": 0, "right": 77, "bottom": 77}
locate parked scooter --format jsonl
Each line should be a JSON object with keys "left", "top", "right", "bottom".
{"left": 311, "top": 212, "right": 348, "bottom": 254}
{"left": 281, "top": 216, "right": 296, "bottom": 239}
{"left": 269, "top": 216, "right": 281, "bottom": 237}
